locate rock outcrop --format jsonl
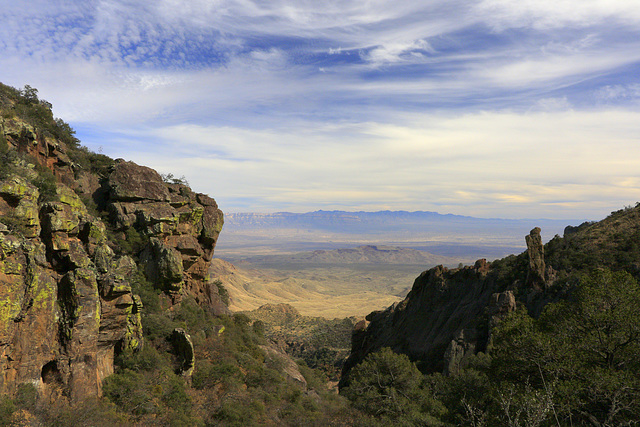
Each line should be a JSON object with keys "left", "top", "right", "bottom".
{"left": 525, "top": 227, "right": 546, "bottom": 290}
{"left": 104, "top": 160, "right": 225, "bottom": 309}
{"left": 0, "top": 180, "right": 143, "bottom": 400}
{"left": 171, "top": 328, "right": 195, "bottom": 377}
{"left": 1, "top": 115, "right": 225, "bottom": 401}
{"left": 341, "top": 232, "right": 545, "bottom": 387}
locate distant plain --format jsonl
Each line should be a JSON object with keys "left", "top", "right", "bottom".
{"left": 212, "top": 211, "right": 579, "bottom": 318}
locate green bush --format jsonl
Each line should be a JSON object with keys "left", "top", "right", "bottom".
{"left": 342, "top": 347, "right": 445, "bottom": 424}
{"left": 102, "top": 370, "right": 157, "bottom": 417}
{"left": 489, "top": 268, "right": 640, "bottom": 425}
{"left": 192, "top": 360, "right": 243, "bottom": 390}
{"left": 32, "top": 161, "right": 59, "bottom": 203}
{"left": 0, "top": 395, "right": 15, "bottom": 427}
{"left": 115, "top": 345, "right": 170, "bottom": 372}
{"left": 14, "top": 382, "right": 38, "bottom": 410}
{"left": 142, "top": 313, "right": 179, "bottom": 342}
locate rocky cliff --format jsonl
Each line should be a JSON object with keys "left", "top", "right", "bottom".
{"left": 0, "top": 86, "right": 224, "bottom": 401}
{"left": 341, "top": 209, "right": 640, "bottom": 386}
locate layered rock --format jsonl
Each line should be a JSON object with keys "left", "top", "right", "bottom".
{"left": 0, "top": 116, "right": 75, "bottom": 186}
{"left": 103, "top": 160, "right": 225, "bottom": 309}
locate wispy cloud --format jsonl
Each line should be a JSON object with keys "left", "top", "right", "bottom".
{"left": 0, "top": 0, "right": 639, "bottom": 219}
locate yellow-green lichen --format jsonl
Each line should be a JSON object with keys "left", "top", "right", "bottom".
{"left": 179, "top": 207, "right": 204, "bottom": 225}
{"left": 0, "top": 280, "right": 23, "bottom": 326}
{"left": 57, "top": 186, "right": 88, "bottom": 214}
{"left": 0, "top": 260, "right": 23, "bottom": 275}
{"left": 122, "top": 309, "right": 143, "bottom": 352}
{"left": 111, "top": 282, "right": 132, "bottom": 294}
{"left": 32, "top": 276, "right": 56, "bottom": 310}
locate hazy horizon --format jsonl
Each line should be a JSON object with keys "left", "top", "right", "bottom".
{"left": 223, "top": 208, "right": 590, "bottom": 222}
{"left": 2, "top": 1, "right": 639, "bottom": 220}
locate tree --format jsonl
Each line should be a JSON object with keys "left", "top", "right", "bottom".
{"left": 491, "top": 269, "right": 640, "bottom": 425}
{"left": 342, "top": 347, "right": 445, "bottom": 423}
{"left": 19, "top": 85, "right": 39, "bottom": 104}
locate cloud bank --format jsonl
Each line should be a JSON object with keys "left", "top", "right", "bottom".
{"left": 1, "top": 0, "right": 639, "bottom": 220}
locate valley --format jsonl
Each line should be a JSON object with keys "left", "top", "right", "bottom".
{"left": 211, "top": 251, "right": 434, "bottom": 318}
{"left": 212, "top": 212, "right": 577, "bottom": 319}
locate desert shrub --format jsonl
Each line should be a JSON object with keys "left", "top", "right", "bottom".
{"left": 32, "top": 161, "right": 58, "bottom": 202}
{"left": 233, "top": 313, "right": 251, "bottom": 328}
{"left": 142, "top": 313, "right": 179, "bottom": 342}
{"left": 161, "top": 375, "right": 191, "bottom": 411}
{"left": 252, "top": 320, "right": 265, "bottom": 337}
{"left": 0, "top": 132, "right": 8, "bottom": 155}
{"left": 102, "top": 370, "right": 157, "bottom": 417}
{"left": 13, "top": 382, "right": 38, "bottom": 411}
{"left": 488, "top": 268, "right": 640, "bottom": 425}
{"left": 130, "top": 268, "right": 162, "bottom": 314}
{"left": 245, "top": 365, "right": 283, "bottom": 390}
{"left": 192, "top": 359, "right": 243, "bottom": 390}
{"left": 117, "top": 226, "right": 148, "bottom": 257}
{"left": 160, "top": 172, "right": 189, "bottom": 186}
{"left": 213, "top": 397, "right": 261, "bottom": 425}
{"left": 35, "top": 398, "right": 126, "bottom": 427}
{"left": 115, "top": 344, "right": 170, "bottom": 372}
{"left": 342, "top": 347, "right": 446, "bottom": 424}
{"left": 174, "top": 297, "right": 209, "bottom": 334}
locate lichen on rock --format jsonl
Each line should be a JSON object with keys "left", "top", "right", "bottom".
{"left": 1, "top": 109, "right": 223, "bottom": 402}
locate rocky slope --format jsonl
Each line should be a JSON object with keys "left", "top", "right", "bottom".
{"left": 0, "top": 85, "right": 224, "bottom": 401}
{"left": 341, "top": 207, "right": 640, "bottom": 385}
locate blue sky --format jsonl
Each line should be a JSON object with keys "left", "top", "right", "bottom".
{"left": 1, "top": 0, "right": 640, "bottom": 220}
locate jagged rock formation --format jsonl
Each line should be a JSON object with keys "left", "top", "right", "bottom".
{"left": 0, "top": 101, "right": 225, "bottom": 401}
{"left": 0, "top": 179, "right": 143, "bottom": 401}
{"left": 340, "top": 229, "right": 550, "bottom": 386}
{"left": 171, "top": 328, "right": 195, "bottom": 377}
{"left": 525, "top": 227, "right": 546, "bottom": 290}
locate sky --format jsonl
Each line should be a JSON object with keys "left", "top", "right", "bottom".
{"left": 1, "top": 1, "right": 640, "bottom": 220}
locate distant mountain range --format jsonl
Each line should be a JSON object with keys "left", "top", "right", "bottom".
{"left": 225, "top": 210, "right": 579, "bottom": 235}
{"left": 219, "top": 210, "right": 583, "bottom": 260}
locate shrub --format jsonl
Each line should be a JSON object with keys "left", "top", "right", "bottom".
{"left": 0, "top": 395, "right": 15, "bottom": 427}
{"left": 342, "top": 347, "right": 445, "bottom": 423}
{"left": 102, "top": 370, "right": 157, "bottom": 417}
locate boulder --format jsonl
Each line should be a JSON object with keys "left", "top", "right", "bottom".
{"left": 171, "top": 328, "right": 195, "bottom": 376}
{"left": 106, "top": 160, "right": 170, "bottom": 203}
{"left": 140, "top": 238, "right": 184, "bottom": 291}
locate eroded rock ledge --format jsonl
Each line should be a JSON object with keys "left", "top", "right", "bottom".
{"left": 0, "top": 142, "right": 225, "bottom": 400}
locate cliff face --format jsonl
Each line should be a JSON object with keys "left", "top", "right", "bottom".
{"left": 0, "top": 105, "right": 224, "bottom": 400}
{"left": 341, "top": 257, "right": 522, "bottom": 383}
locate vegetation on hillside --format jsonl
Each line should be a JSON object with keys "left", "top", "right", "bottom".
{"left": 340, "top": 268, "right": 640, "bottom": 426}
{"left": 242, "top": 304, "right": 357, "bottom": 381}
{"left": 0, "top": 81, "right": 373, "bottom": 426}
